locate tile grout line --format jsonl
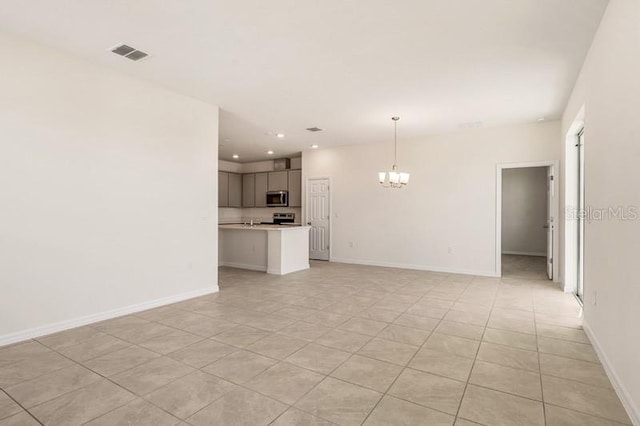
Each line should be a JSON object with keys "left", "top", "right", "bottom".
{"left": 34, "top": 321, "right": 247, "bottom": 425}
{"left": 5, "top": 353, "right": 134, "bottom": 425}
{"left": 0, "top": 387, "right": 45, "bottom": 426}
{"left": 259, "top": 277, "right": 458, "bottom": 424}
{"left": 32, "top": 341, "right": 188, "bottom": 425}
{"left": 541, "top": 401, "right": 632, "bottom": 426}
{"left": 360, "top": 277, "right": 483, "bottom": 425}
{"left": 175, "top": 282, "right": 391, "bottom": 424}
{"left": 2, "top": 265, "right": 611, "bottom": 425}
{"left": 253, "top": 303, "right": 386, "bottom": 425}
{"left": 452, "top": 278, "right": 497, "bottom": 425}
{"left": 179, "top": 315, "right": 376, "bottom": 423}
{"left": 358, "top": 297, "right": 442, "bottom": 424}
{"left": 533, "top": 294, "right": 548, "bottom": 426}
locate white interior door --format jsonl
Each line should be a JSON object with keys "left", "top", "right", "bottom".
{"left": 307, "top": 178, "right": 330, "bottom": 260}
{"left": 546, "top": 167, "right": 554, "bottom": 280}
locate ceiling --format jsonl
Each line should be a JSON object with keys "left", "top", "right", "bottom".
{"left": 0, "top": 0, "right": 608, "bottom": 162}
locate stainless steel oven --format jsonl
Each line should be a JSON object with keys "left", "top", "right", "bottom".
{"left": 273, "top": 212, "right": 295, "bottom": 224}
{"left": 266, "top": 191, "right": 288, "bottom": 207}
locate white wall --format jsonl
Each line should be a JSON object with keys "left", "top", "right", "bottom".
{"left": 501, "top": 167, "right": 547, "bottom": 256}
{"left": 561, "top": 0, "right": 640, "bottom": 422}
{"left": 303, "top": 121, "right": 560, "bottom": 276}
{"left": 0, "top": 32, "right": 219, "bottom": 344}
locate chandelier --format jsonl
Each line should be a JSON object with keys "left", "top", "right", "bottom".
{"left": 378, "top": 116, "right": 410, "bottom": 188}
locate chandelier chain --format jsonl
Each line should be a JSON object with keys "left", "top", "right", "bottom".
{"left": 392, "top": 116, "right": 399, "bottom": 168}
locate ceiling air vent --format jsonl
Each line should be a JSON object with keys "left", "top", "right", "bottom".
{"left": 306, "top": 127, "right": 323, "bottom": 132}
{"left": 110, "top": 44, "right": 150, "bottom": 61}
{"left": 458, "top": 121, "right": 483, "bottom": 130}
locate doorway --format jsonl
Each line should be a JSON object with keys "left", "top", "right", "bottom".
{"left": 496, "top": 161, "right": 559, "bottom": 280}
{"left": 307, "top": 178, "right": 330, "bottom": 260}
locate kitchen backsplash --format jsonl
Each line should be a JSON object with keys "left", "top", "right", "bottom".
{"left": 219, "top": 207, "right": 302, "bottom": 224}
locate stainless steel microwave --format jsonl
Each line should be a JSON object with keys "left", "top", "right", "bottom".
{"left": 266, "top": 191, "right": 288, "bottom": 207}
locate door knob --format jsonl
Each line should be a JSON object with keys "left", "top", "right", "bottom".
{"left": 307, "top": 222, "right": 312, "bottom": 225}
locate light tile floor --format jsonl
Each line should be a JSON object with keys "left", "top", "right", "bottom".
{"left": 502, "top": 254, "right": 548, "bottom": 280}
{"left": 0, "top": 261, "right": 632, "bottom": 425}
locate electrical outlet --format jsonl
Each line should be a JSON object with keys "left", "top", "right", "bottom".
{"left": 448, "top": 247, "right": 454, "bottom": 254}
{"left": 592, "top": 290, "right": 597, "bottom": 306}
{"left": 348, "top": 241, "right": 354, "bottom": 248}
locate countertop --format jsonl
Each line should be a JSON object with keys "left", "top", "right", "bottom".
{"left": 219, "top": 224, "right": 310, "bottom": 231}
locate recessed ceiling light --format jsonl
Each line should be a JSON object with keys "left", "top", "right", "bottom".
{"left": 232, "top": 154, "right": 239, "bottom": 159}
{"left": 267, "top": 150, "right": 274, "bottom": 155}
{"left": 537, "top": 117, "right": 546, "bottom": 122}
{"left": 311, "top": 144, "right": 319, "bottom": 149}
{"left": 276, "top": 133, "right": 285, "bottom": 139}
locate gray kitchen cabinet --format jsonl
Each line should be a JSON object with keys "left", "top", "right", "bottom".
{"left": 228, "top": 173, "right": 242, "bottom": 208}
{"left": 288, "top": 170, "right": 302, "bottom": 207}
{"left": 218, "top": 172, "right": 229, "bottom": 207}
{"left": 242, "top": 174, "right": 255, "bottom": 207}
{"left": 254, "top": 173, "right": 268, "bottom": 207}
{"left": 268, "top": 171, "right": 288, "bottom": 191}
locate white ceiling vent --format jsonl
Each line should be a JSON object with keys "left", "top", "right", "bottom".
{"left": 110, "top": 44, "right": 150, "bottom": 61}
{"left": 306, "top": 127, "right": 323, "bottom": 132}
{"left": 458, "top": 121, "right": 484, "bottom": 130}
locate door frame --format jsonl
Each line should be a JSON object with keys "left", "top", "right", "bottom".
{"left": 495, "top": 160, "right": 560, "bottom": 281}
{"left": 564, "top": 110, "right": 585, "bottom": 296}
{"left": 305, "top": 177, "right": 332, "bottom": 261}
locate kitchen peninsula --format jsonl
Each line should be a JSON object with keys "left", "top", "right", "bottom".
{"left": 218, "top": 224, "right": 310, "bottom": 275}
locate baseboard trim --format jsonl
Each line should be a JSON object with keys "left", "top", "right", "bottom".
{"left": 502, "top": 251, "right": 546, "bottom": 257}
{"left": 330, "top": 257, "right": 498, "bottom": 278}
{"left": 219, "top": 261, "right": 266, "bottom": 272}
{"left": 583, "top": 321, "right": 639, "bottom": 425}
{"left": 0, "top": 286, "right": 219, "bottom": 347}
{"left": 278, "top": 264, "right": 310, "bottom": 275}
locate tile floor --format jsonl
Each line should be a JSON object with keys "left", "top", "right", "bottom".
{"left": 0, "top": 261, "right": 632, "bottom": 425}
{"left": 502, "top": 254, "right": 548, "bottom": 280}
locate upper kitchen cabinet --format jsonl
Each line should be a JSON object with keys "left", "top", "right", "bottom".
{"left": 228, "top": 173, "right": 242, "bottom": 208}
{"left": 288, "top": 170, "right": 301, "bottom": 207}
{"left": 267, "top": 171, "right": 288, "bottom": 191}
{"left": 255, "top": 173, "right": 268, "bottom": 207}
{"left": 218, "top": 171, "right": 241, "bottom": 208}
{"left": 218, "top": 171, "right": 229, "bottom": 207}
{"left": 242, "top": 174, "right": 255, "bottom": 208}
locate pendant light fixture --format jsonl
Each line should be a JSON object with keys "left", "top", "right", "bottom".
{"left": 378, "top": 116, "right": 410, "bottom": 188}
